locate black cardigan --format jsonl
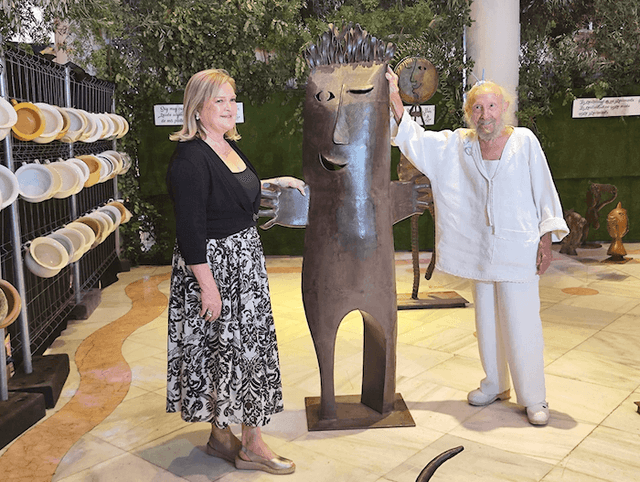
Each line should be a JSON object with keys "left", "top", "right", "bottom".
{"left": 166, "top": 138, "right": 261, "bottom": 265}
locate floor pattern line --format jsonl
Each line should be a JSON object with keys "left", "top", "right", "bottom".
{"left": 0, "top": 273, "right": 170, "bottom": 482}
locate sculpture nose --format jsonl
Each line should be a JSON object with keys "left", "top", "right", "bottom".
{"left": 333, "top": 86, "right": 349, "bottom": 145}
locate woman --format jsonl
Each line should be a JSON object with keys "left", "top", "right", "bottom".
{"left": 166, "top": 69, "right": 302, "bottom": 475}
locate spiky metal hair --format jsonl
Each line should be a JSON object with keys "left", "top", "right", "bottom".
{"left": 304, "top": 23, "right": 396, "bottom": 69}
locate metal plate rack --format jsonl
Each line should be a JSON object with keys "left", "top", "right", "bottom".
{"left": 0, "top": 45, "right": 120, "bottom": 391}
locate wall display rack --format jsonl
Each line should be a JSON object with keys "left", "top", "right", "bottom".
{"left": 0, "top": 44, "right": 127, "bottom": 422}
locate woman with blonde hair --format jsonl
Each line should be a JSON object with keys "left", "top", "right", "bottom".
{"left": 166, "top": 68, "right": 302, "bottom": 475}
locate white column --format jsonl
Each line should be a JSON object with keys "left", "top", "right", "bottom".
{"left": 466, "top": 0, "right": 520, "bottom": 114}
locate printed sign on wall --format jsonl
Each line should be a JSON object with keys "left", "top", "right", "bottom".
{"left": 404, "top": 105, "right": 435, "bottom": 126}
{"left": 572, "top": 96, "right": 640, "bottom": 118}
{"left": 154, "top": 103, "right": 244, "bottom": 126}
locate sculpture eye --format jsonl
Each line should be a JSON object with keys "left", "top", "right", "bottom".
{"left": 315, "top": 91, "right": 336, "bottom": 102}
{"left": 349, "top": 86, "right": 374, "bottom": 95}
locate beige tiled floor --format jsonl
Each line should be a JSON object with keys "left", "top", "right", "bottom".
{"left": 3, "top": 243, "right": 640, "bottom": 481}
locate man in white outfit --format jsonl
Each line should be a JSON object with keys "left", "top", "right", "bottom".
{"left": 386, "top": 67, "right": 569, "bottom": 425}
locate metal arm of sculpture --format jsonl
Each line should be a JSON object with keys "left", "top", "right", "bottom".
{"left": 260, "top": 183, "right": 310, "bottom": 229}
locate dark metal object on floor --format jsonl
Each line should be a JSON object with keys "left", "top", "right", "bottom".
{"left": 416, "top": 446, "right": 465, "bottom": 482}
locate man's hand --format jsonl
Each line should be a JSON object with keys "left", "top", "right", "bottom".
{"left": 536, "top": 232, "right": 552, "bottom": 275}
{"left": 385, "top": 66, "right": 405, "bottom": 124}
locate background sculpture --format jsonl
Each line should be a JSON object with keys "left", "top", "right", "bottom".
{"left": 582, "top": 182, "right": 617, "bottom": 248}
{"left": 559, "top": 209, "right": 587, "bottom": 255}
{"left": 261, "top": 24, "right": 429, "bottom": 430}
{"left": 605, "top": 201, "right": 629, "bottom": 262}
{"left": 393, "top": 57, "right": 467, "bottom": 310}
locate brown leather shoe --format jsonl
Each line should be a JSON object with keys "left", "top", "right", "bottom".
{"left": 235, "top": 446, "right": 295, "bottom": 475}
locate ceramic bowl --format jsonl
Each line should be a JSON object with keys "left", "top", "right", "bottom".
{"left": 96, "top": 154, "right": 115, "bottom": 182}
{"left": 76, "top": 216, "right": 104, "bottom": 247}
{"left": 106, "top": 113, "right": 124, "bottom": 138}
{"left": 99, "top": 152, "right": 122, "bottom": 178}
{"left": 11, "top": 100, "right": 46, "bottom": 141}
{"left": 0, "top": 279, "right": 21, "bottom": 329}
{"left": 66, "top": 158, "right": 90, "bottom": 194}
{"left": 0, "top": 164, "right": 20, "bottom": 210}
{"left": 77, "top": 155, "right": 102, "bottom": 187}
{"left": 90, "top": 211, "right": 114, "bottom": 240}
{"left": 77, "top": 110, "right": 95, "bottom": 141}
{"left": 25, "top": 236, "right": 69, "bottom": 278}
{"left": 46, "top": 231, "right": 75, "bottom": 266}
{"left": 118, "top": 152, "right": 132, "bottom": 175}
{"left": 44, "top": 164, "right": 63, "bottom": 199}
{"left": 16, "top": 163, "right": 56, "bottom": 202}
{"left": 98, "top": 113, "right": 116, "bottom": 139}
{"left": 52, "top": 227, "right": 86, "bottom": 263}
{"left": 33, "top": 103, "right": 64, "bottom": 143}
{"left": 48, "top": 160, "right": 82, "bottom": 199}
{"left": 81, "top": 112, "right": 103, "bottom": 143}
{"left": 66, "top": 221, "right": 96, "bottom": 252}
{"left": 54, "top": 106, "right": 70, "bottom": 140}
{"left": 107, "top": 200, "right": 132, "bottom": 223}
{"left": 60, "top": 107, "right": 87, "bottom": 143}
{"left": 115, "top": 116, "right": 129, "bottom": 139}
{"left": 98, "top": 204, "right": 122, "bottom": 228}
{"left": 0, "top": 96, "right": 18, "bottom": 129}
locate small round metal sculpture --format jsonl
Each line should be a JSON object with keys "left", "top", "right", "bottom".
{"left": 394, "top": 58, "right": 438, "bottom": 301}
{"left": 396, "top": 57, "right": 439, "bottom": 105}
{"left": 604, "top": 201, "right": 629, "bottom": 263}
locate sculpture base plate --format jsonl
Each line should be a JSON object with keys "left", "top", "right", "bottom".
{"left": 305, "top": 393, "right": 415, "bottom": 431}
{"left": 397, "top": 291, "right": 468, "bottom": 310}
{"left": 601, "top": 256, "right": 632, "bottom": 264}
{"left": 580, "top": 242, "right": 602, "bottom": 249}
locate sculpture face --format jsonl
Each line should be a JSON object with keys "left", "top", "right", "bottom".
{"left": 607, "top": 203, "right": 629, "bottom": 239}
{"left": 303, "top": 62, "right": 389, "bottom": 184}
{"left": 396, "top": 57, "right": 438, "bottom": 104}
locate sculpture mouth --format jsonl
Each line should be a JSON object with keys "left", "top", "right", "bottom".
{"left": 319, "top": 153, "right": 346, "bottom": 171}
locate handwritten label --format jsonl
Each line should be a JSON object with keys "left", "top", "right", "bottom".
{"left": 153, "top": 103, "right": 245, "bottom": 126}
{"left": 404, "top": 105, "right": 435, "bottom": 126}
{"left": 572, "top": 96, "right": 640, "bottom": 118}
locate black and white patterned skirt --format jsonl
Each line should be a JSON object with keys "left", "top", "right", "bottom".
{"left": 166, "top": 226, "right": 284, "bottom": 427}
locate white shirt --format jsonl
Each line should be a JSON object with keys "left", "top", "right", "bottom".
{"left": 392, "top": 110, "right": 569, "bottom": 282}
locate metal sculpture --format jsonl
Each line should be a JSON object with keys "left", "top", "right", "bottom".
{"left": 605, "top": 201, "right": 629, "bottom": 262}
{"left": 582, "top": 182, "right": 617, "bottom": 248}
{"left": 261, "top": 24, "right": 429, "bottom": 430}
{"left": 559, "top": 209, "right": 587, "bottom": 256}
{"left": 393, "top": 57, "right": 467, "bottom": 310}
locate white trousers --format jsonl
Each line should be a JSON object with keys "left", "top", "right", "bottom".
{"left": 473, "top": 279, "right": 546, "bottom": 407}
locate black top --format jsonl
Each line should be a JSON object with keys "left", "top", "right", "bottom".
{"left": 166, "top": 138, "right": 261, "bottom": 265}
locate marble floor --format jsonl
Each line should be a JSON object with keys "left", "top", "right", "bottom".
{"left": 2, "top": 243, "right": 640, "bottom": 481}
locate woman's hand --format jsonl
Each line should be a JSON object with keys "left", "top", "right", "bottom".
{"left": 262, "top": 176, "right": 306, "bottom": 195}
{"left": 190, "top": 263, "right": 222, "bottom": 320}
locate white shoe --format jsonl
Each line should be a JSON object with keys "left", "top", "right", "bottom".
{"left": 467, "top": 388, "right": 511, "bottom": 406}
{"left": 526, "top": 402, "right": 549, "bottom": 425}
